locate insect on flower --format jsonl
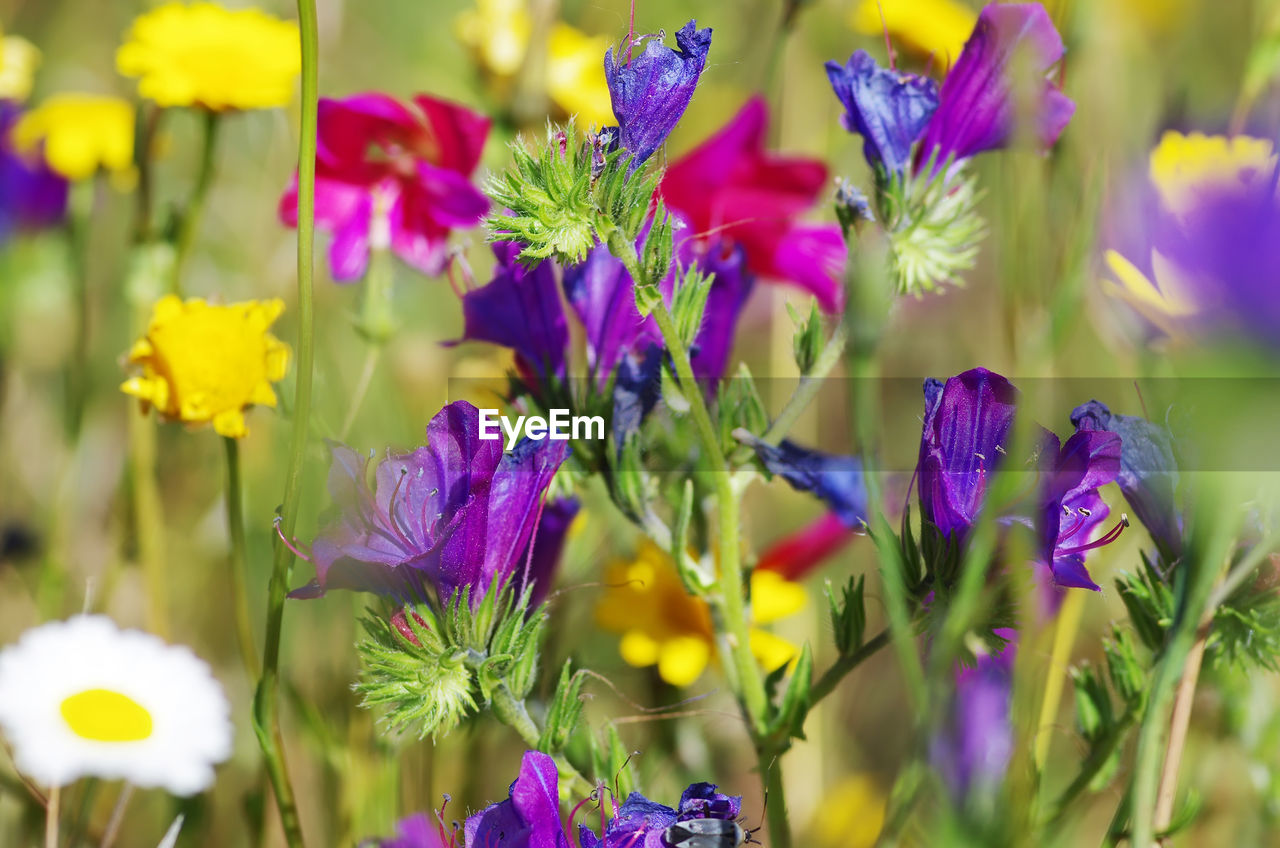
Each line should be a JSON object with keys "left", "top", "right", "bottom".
{"left": 662, "top": 816, "right": 758, "bottom": 848}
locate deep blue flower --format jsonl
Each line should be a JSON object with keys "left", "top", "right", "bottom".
{"left": 930, "top": 634, "right": 1016, "bottom": 803}
{"left": 604, "top": 20, "right": 712, "bottom": 171}
{"left": 465, "top": 750, "right": 569, "bottom": 848}
{"left": 455, "top": 242, "right": 568, "bottom": 388}
{"left": 826, "top": 4, "right": 1073, "bottom": 175}
{"left": 739, "top": 435, "right": 869, "bottom": 530}
{"left": 1035, "top": 428, "right": 1123, "bottom": 591}
{"left": 292, "top": 401, "right": 568, "bottom": 604}
{"left": 611, "top": 345, "right": 663, "bottom": 448}
{"left": 825, "top": 50, "right": 939, "bottom": 176}
{"left": 1072, "top": 399, "right": 1182, "bottom": 560}
{"left": 916, "top": 368, "right": 1018, "bottom": 540}
{"left": 0, "top": 102, "right": 69, "bottom": 240}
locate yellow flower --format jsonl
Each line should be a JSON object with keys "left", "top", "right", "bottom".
{"left": 0, "top": 34, "right": 40, "bottom": 101}
{"left": 12, "top": 94, "right": 135, "bottom": 181}
{"left": 121, "top": 295, "right": 289, "bottom": 438}
{"left": 546, "top": 24, "right": 614, "bottom": 128}
{"left": 454, "top": 0, "right": 531, "bottom": 77}
{"left": 1148, "top": 131, "right": 1276, "bottom": 219}
{"left": 808, "top": 775, "right": 886, "bottom": 848}
{"left": 116, "top": 2, "right": 300, "bottom": 110}
{"left": 595, "top": 543, "right": 808, "bottom": 687}
{"left": 454, "top": 0, "right": 613, "bottom": 126}
{"left": 849, "top": 0, "right": 976, "bottom": 68}
{"left": 1104, "top": 132, "right": 1276, "bottom": 336}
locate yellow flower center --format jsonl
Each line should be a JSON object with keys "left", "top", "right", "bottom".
{"left": 60, "top": 689, "right": 154, "bottom": 742}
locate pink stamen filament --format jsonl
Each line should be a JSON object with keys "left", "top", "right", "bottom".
{"left": 273, "top": 517, "right": 312, "bottom": 562}
{"left": 1057, "top": 514, "right": 1129, "bottom": 557}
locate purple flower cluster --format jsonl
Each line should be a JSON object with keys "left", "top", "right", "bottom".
{"left": 292, "top": 401, "right": 570, "bottom": 606}
{"left": 0, "top": 102, "right": 68, "bottom": 240}
{"left": 826, "top": 3, "right": 1074, "bottom": 176}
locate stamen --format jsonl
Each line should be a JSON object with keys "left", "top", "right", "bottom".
{"left": 1057, "top": 514, "right": 1129, "bottom": 556}
{"left": 435, "top": 795, "right": 452, "bottom": 848}
{"left": 273, "top": 516, "right": 312, "bottom": 562}
{"left": 566, "top": 789, "right": 599, "bottom": 847}
{"left": 386, "top": 467, "right": 417, "bottom": 548}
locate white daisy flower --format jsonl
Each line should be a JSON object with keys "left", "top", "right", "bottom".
{"left": 0, "top": 616, "right": 233, "bottom": 795}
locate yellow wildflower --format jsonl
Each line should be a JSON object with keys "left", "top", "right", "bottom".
{"left": 546, "top": 24, "right": 614, "bottom": 127}
{"left": 1104, "top": 132, "right": 1276, "bottom": 336}
{"left": 808, "top": 774, "right": 886, "bottom": 848}
{"left": 0, "top": 33, "right": 40, "bottom": 101}
{"left": 849, "top": 0, "right": 976, "bottom": 68}
{"left": 595, "top": 543, "right": 808, "bottom": 687}
{"left": 121, "top": 296, "right": 289, "bottom": 439}
{"left": 13, "top": 94, "right": 135, "bottom": 181}
{"left": 454, "top": 0, "right": 613, "bottom": 126}
{"left": 116, "top": 2, "right": 300, "bottom": 110}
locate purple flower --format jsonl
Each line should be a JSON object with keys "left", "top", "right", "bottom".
{"left": 523, "top": 498, "right": 578, "bottom": 608}
{"left": 292, "top": 401, "right": 568, "bottom": 605}
{"left": 916, "top": 368, "right": 1019, "bottom": 540}
{"left": 279, "top": 93, "right": 490, "bottom": 281}
{"left": 0, "top": 103, "right": 69, "bottom": 238}
{"left": 1072, "top": 400, "right": 1182, "bottom": 560}
{"left": 577, "top": 781, "right": 742, "bottom": 848}
{"left": 454, "top": 243, "right": 568, "bottom": 387}
{"left": 604, "top": 20, "right": 712, "bottom": 171}
{"left": 465, "top": 750, "right": 570, "bottom": 848}
{"left": 561, "top": 225, "right": 752, "bottom": 387}
{"left": 827, "top": 4, "right": 1073, "bottom": 174}
{"left": 917, "top": 3, "right": 1074, "bottom": 166}
{"left": 931, "top": 635, "right": 1016, "bottom": 803}
{"left": 824, "top": 51, "right": 939, "bottom": 176}
{"left": 1035, "top": 428, "right": 1123, "bottom": 591}
{"left": 738, "top": 435, "right": 869, "bottom": 530}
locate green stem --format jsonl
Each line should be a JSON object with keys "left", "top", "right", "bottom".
{"left": 727, "top": 322, "right": 846, "bottom": 467}
{"left": 128, "top": 398, "right": 168, "bottom": 637}
{"left": 1043, "top": 710, "right": 1137, "bottom": 828}
{"left": 341, "top": 247, "right": 394, "bottom": 439}
{"left": 171, "top": 110, "right": 221, "bottom": 294}
{"left": 490, "top": 684, "right": 594, "bottom": 797}
{"left": 64, "top": 179, "right": 96, "bottom": 439}
{"left": 251, "top": 3, "right": 317, "bottom": 847}
{"left": 604, "top": 231, "right": 785, "bottom": 846}
{"left": 809, "top": 629, "right": 890, "bottom": 706}
{"left": 1127, "top": 525, "right": 1233, "bottom": 847}
{"left": 760, "top": 752, "right": 791, "bottom": 848}
{"left": 224, "top": 437, "right": 260, "bottom": 678}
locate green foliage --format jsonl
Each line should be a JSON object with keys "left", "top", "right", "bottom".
{"left": 826, "top": 575, "right": 868, "bottom": 657}
{"left": 787, "top": 299, "right": 825, "bottom": 376}
{"left": 353, "top": 580, "right": 548, "bottom": 740}
{"left": 1068, "top": 628, "right": 1148, "bottom": 795}
{"left": 485, "top": 121, "right": 665, "bottom": 271}
{"left": 767, "top": 643, "right": 813, "bottom": 747}
{"left": 669, "top": 263, "right": 713, "bottom": 350}
{"left": 874, "top": 159, "right": 986, "bottom": 297}
{"left": 538, "top": 662, "right": 589, "bottom": 753}
{"left": 1118, "top": 550, "right": 1280, "bottom": 672}
{"left": 717, "top": 364, "right": 768, "bottom": 458}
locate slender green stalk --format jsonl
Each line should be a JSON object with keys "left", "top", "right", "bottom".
{"left": 171, "top": 110, "right": 222, "bottom": 294}
{"left": 490, "top": 684, "right": 594, "bottom": 797}
{"left": 44, "top": 786, "right": 59, "bottom": 848}
{"left": 604, "top": 231, "right": 785, "bottom": 845}
{"left": 64, "top": 179, "right": 97, "bottom": 438}
{"left": 809, "top": 629, "right": 890, "bottom": 706}
{"left": 341, "top": 247, "right": 394, "bottom": 439}
{"left": 251, "top": 3, "right": 318, "bottom": 846}
{"left": 1034, "top": 588, "right": 1086, "bottom": 770}
{"left": 99, "top": 784, "right": 134, "bottom": 848}
{"left": 128, "top": 400, "right": 168, "bottom": 637}
{"left": 224, "top": 437, "right": 260, "bottom": 678}
{"left": 1127, "top": 521, "right": 1235, "bottom": 847}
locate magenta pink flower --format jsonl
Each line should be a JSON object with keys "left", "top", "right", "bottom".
{"left": 279, "top": 93, "right": 490, "bottom": 281}
{"left": 660, "top": 96, "right": 847, "bottom": 311}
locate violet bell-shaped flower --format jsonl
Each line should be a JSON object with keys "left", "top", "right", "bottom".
{"left": 1035, "top": 427, "right": 1124, "bottom": 591}
{"left": 604, "top": 20, "right": 712, "bottom": 171}
{"left": 827, "top": 3, "right": 1073, "bottom": 175}
{"left": 292, "top": 400, "right": 568, "bottom": 605}
{"left": 916, "top": 368, "right": 1018, "bottom": 540}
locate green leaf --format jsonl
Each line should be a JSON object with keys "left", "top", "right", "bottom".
{"left": 787, "top": 299, "right": 824, "bottom": 376}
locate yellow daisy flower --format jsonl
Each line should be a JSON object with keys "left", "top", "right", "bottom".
{"left": 116, "top": 2, "right": 301, "bottom": 111}
{"left": 12, "top": 94, "right": 135, "bottom": 182}
{"left": 121, "top": 295, "right": 289, "bottom": 439}
{"left": 595, "top": 543, "right": 808, "bottom": 687}
{"left": 849, "top": 0, "right": 976, "bottom": 68}
{"left": 453, "top": 0, "right": 613, "bottom": 126}
{"left": 0, "top": 33, "right": 40, "bottom": 102}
